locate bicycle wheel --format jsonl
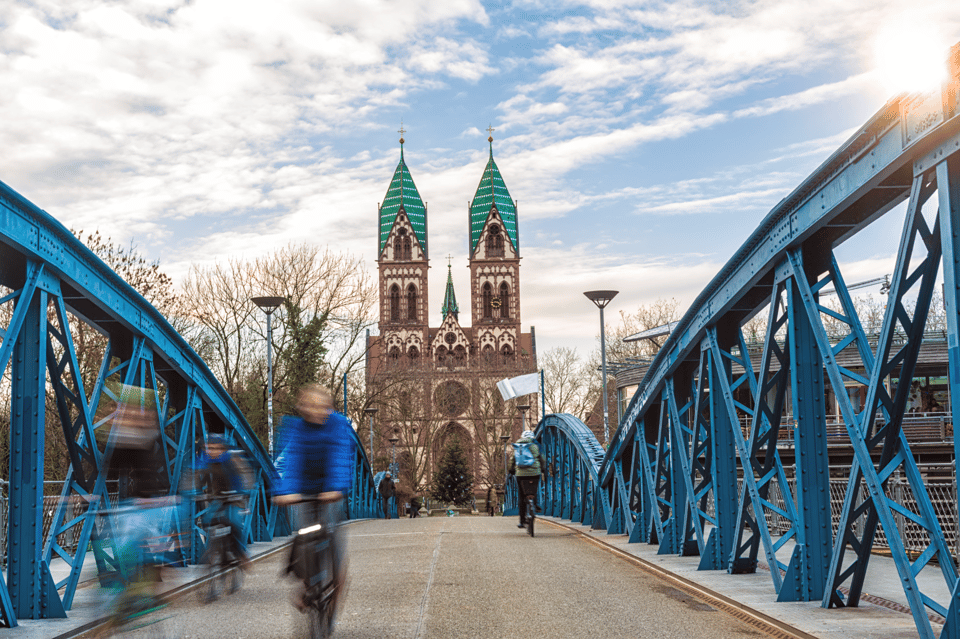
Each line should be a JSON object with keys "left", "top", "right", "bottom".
{"left": 527, "top": 498, "right": 535, "bottom": 537}
{"left": 307, "top": 595, "right": 334, "bottom": 639}
{"left": 199, "top": 542, "right": 223, "bottom": 604}
{"left": 227, "top": 563, "right": 244, "bottom": 594}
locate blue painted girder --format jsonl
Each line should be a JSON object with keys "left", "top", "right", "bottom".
{"left": 535, "top": 78, "right": 960, "bottom": 639}
{"left": 0, "top": 178, "right": 380, "bottom": 627}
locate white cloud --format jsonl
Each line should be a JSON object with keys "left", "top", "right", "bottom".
{"left": 3, "top": 0, "right": 958, "bottom": 363}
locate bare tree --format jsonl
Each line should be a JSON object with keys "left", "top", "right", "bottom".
{"left": 541, "top": 346, "right": 596, "bottom": 419}
{"left": 607, "top": 297, "right": 683, "bottom": 363}
{"left": 180, "top": 243, "right": 377, "bottom": 449}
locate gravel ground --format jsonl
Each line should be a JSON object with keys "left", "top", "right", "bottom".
{"left": 116, "top": 516, "right": 771, "bottom": 639}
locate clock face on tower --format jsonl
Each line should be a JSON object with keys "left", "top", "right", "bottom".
{"left": 491, "top": 297, "right": 502, "bottom": 309}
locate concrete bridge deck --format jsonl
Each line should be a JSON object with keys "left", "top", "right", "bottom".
{"left": 7, "top": 516, "right": 937, "bottom": 639}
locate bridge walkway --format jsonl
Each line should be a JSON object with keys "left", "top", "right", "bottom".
{"left": 6, "top": 516, "right": 934, "bottom": 639}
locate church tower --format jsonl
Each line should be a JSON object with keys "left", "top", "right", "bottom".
{"left": 376, "top": 135, "right": 429, "bottom": 366}
{"left": 468, "top": 133, "right": 523, "bottom": 362}
{"left": 367, "top": 131, "right": 537, "bottom": 501}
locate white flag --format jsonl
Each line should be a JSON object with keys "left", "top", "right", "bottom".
{"left": 497, "top": 372, "right": 540, "bottom": 401}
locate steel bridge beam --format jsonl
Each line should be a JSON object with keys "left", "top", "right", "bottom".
{"left": 0, "top": 181, "right": 382, "bottom": 627}
{"left": 533, "top": 60, "right": 960, "bottom": 639}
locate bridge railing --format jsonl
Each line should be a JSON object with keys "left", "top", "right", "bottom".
{"left": 526, "top": 61, "right": 960, "bottom": 639}
{"left": 0, "top": 179, "right": 381, "bottom": 627}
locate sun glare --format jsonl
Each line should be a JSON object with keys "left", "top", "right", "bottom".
{"left": 874, "top": 19, "right": 948, "bottom": 96}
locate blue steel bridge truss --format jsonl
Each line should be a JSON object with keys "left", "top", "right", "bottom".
{"left": 508, "top": 73, "right": 960, "bottom": 639}
{"left": 0, "top": 182, "right": 381, "bottom": 627}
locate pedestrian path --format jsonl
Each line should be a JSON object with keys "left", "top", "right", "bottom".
{"left": 8, "top": 535, "right": 294, "bottom": 639}
{"left": 540, "top": 516, "right": 940, "bottom": 639}
{"left": 7, "top": 516, "right": 942, "bottom": 639}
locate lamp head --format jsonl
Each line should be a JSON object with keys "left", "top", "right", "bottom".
{"left": 583, "top": 290, "right": 619, "bottom": 309}
{"left": 251, "top": 296, "right": 286, "bottom": 314}
{"left": 363, "top": 406, "right": 379, "bottom": 416}
{"left": 880, "top": 275, "right": 891, "bottom": 296}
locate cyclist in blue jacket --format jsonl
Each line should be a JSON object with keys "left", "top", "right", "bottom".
{"left": 274, "top": 384, "right": 355, "bottom": 612}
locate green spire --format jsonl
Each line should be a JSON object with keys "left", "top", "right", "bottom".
{"left": 379, "top": 135, "right": 427, "bottom": 256}
{"left": 441, "top": 263, "right": 459, "bottom": 320}
{"left": 469, "top": 134, "right": 517, "bottom": 254}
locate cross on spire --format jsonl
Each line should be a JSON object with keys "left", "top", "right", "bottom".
{"left": 486, "top": 124, "right": 495, "bottom": 137}
{"left": 446, "top": 254, "right": 454, "bottom": 267}
{"left": 399, "top": 121, "right": 406, "bottom": 144}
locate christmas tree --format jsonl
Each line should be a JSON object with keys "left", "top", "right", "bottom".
{"left": 430, "top": 437, "right": 474, "bottom": 506}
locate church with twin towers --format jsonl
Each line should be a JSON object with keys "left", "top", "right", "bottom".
{"left": 365, "top": 130, "right": 539, "bottom": 498}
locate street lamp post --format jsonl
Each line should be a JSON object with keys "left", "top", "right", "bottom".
{"left": 500, "top": 434, "right": 511, "bottom": 484}
{"left": 363, "top": 406, "right": 378, "bottom": 460}
{"left": 388, "top": 432, "right": 400, "bottom": 478}
{"left": 252, "top": 296, "right": 286, "bottom": 460}
{"left": 517, "top": 403, "right": 531, "bottom": 432}
{"left": 584, "top": 290, "right": 619, "bottom": 446}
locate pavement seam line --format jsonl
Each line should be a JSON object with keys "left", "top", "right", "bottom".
{"left": 541, "top": 519, "right": 819, "bottom": 639}
{"left": 414, "top": 527, "right": 444, "bottom": 639}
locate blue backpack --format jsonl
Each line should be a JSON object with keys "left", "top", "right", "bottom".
{"left": 513, "top": 441, "right": 537, "bottom": 469}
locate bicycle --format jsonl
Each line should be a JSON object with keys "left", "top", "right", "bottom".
{"left": 198, "top": 492, "right": 247, "bottom": 603}
{"left": 287, "top": 496, "right": 344, "bottom": 639}
{"left": 525, "top": 494, "right": 536, "bottom": 537}
{"left": 93, "top": 498, "right": 183, "bottom": 637}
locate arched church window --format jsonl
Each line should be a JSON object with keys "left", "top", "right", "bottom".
{"left": 501, "top": 345, "right": 514, "bottom": 364}
{"left": 395, "top": 229, "right": 405, "bottom": 261}
{"left": 453, "top": 345, "right": 466, "bottom": 366}
{"left": 388, "top": 346, "right": 401, "bottom": 367}
{"left": 436, "top": 345, "right": 447, "bottom": 366}
{"left": 395, "top": 228, "right": 412, "bottom": 261}
{"left": 389, "top": 284, "right": 401, "bottom": 321}
{"left": 486, "top": 224, "right": 504, "bottom": 257}
{"left": 408, "top": 346, "right": 419, "bottom": 366}
{"left": 482, "top": 344, "right": 495, "bottom": 365}
{"left": 499, "top": 282, "right": 510, "bottom": 319}
{"left": 407, "top": 284, "right": 417, "bottom": 321}
{"left": 482, "top": 282, "right": 493, "bottom": 319}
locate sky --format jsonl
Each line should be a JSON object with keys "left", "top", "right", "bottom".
{"left": 3, "top": 0, "right": 960, "bottom": 359}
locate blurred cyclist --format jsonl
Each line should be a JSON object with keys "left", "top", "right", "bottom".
{"left": 274, "top": 384, "right": 355, "bottom": 612}
{"left": 195, "top": 434, "right": 252, "bottom": 570}
{"left": 100, "top": 386, "right": 179, "bottom": 627}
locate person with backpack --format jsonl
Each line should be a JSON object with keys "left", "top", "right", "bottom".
{"left": 507, "top": 429, "right": 546, "bottom": 529}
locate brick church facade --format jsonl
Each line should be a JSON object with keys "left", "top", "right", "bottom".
{"left": 365, "top": 134, "right": 538, "bottom": 498}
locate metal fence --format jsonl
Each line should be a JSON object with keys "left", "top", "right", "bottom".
{"left": 753, "top": 475, "right": 959, "bottom": 560}
{"left": 3, "top": 477, "right": 958, "bottom": 567}
{"left": 0, "top": 481, "right": 119, "bottom": 567}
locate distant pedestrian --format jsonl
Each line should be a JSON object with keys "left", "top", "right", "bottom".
{"left": 379, "top": 471, "right": 396, "bottom": 519}
{"left": 486, "top": 485, "right": 499, "bottom": 516}
{"left": 906, "top": 380, "right": 921, "bottom": 413}
{"left": 409, "top": 495, "right": 420, "bottom": 518}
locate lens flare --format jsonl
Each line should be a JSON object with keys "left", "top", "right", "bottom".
{"left": 874, "top": 19, "right": 948, "bottom": 95}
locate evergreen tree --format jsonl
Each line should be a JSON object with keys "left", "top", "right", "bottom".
{"left": 429, "top": 438, "right": 474, "bottom": 506}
